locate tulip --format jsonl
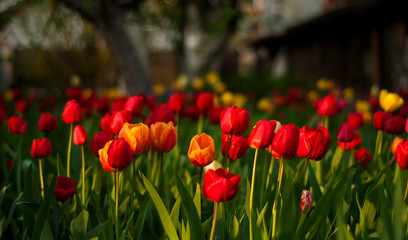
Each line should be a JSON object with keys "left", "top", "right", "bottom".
{"left": 271, "top": 124, "right": 299, "bottom": 160}
{"left": 337, "top": 132, "right": 362, "bottom": 151}
{"left": 73, "top": 125, "right": 88, "bottom": 145}
{"left": 109, "top": 110, "right": 133, "bottom": 135}
{"left": 384, "top": 116, "right": 405, "bottom": 135}
{"left": 300, "top": 190, "right": 312, "bottom": 214}
{"left": 62, "top": 99, "right": 83, "bottom": 124}
{"left": 188, "top": 133, "right": 215, "bottom": 168}
{"left": 90, "top": 131, "right": 115, "bottom": 157}
{"left": 101, "top": 112, "right": 112, "bottom": 132}
{"left": 221, "top": 134, "right": 249, "bottom": 160}
{"left": 354, "top": 148, "right": 371, "bottom": 167}
{"left": 54, "top": 176, "right": 77, "bottom": 203}
{"left": 31, "top": 138, "right": 52, "bottom": 198}
{"left": 110, "top": 98, "right": 126, "bottom": 112}
{"left": 146, "top": 105, "right": 177, "bottom": 127}
{"left": 220, "top": 106, "right": 250, "bottom": 136}
{"left": 98, "top": 140, "right": 116, "bottom": 172}
{"left": 181, "top": 106, "right": 200, "bottom": 120}
{"left": 208, "top": 106, "right": 224, "bottom": 125}
{"left": 248, "top": 120, "right": 276, "bottom": 149}
{"left": 149, "top": 122, "right": 178, "bottom": 153}
{"left": 391, "top": 137, "right": 403, "bottom": 154}
{"left": 8, "top": 116, "right": 27, "bottom": 134}
{"left": 196, "top": 92, "right": 214, "bottom": 113}
{"left": 124, "top": 95, "right": 144, "bottom": 116}
{"left": 15, "top": 100, "right": 29, "bottom": 115}
{"left": 38, "top": 113, "right": 58, "bottom": 133}
{"left": 336, "top": 123, "right": 355, "bottom": 143}
{"left": 395, "top": 140, "right": 408, "bottom": 201}
{"left": 118, "top": 123, "right": 149, "bottom": 154}
{"left": 297, "top": 126, "right": 331, "bottom": 161}
{"left": 107, "top": 138, "right": 133, "bottom": 171}
{"left": 373, "top": 110, "right": 392, "bottom": 130}
{"left": 379, "top": 89, "right": 404, "bottom": 112}
{"left": 66, "top": 87, "right": 82, "bottom": 100}
{"left": 347, "top": 112, "right": 363, "bottom": 130}
{"left": 316, "top": 95, "right": 338, "bottom": 117}
{"left": 168, "top": 93, "right": 185, "bottom": 112}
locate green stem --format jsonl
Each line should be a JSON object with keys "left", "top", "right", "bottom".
{"left": 277, "top": 157, "right": 284, "bottom": 198}
{"left": 249, "top": 148, "right": 259, "bottom": 240}
{"left": 175, "top": 111, "right": 179, "bottom": 133}
{"left": 265, "top": 155, "right": 274, "bottom": 189}
{"left": 324, "top": 116, "right": 329, "bottom": 130}
{"left": 160, "top": 152, "right": 169, "bottom": 210}
{"left": 378, "top": 130, "right": 383, "bottom": 155}
{"left": 115, "top": 171, "right": 120, "bottom": 240}
{"left": 224, "top": 136, "right": 232, "bottom": 167}
{"left": 67, "top": 124, "right": 73, "bottom": 178}
{"left": 209, "top": 201, "right": 219, "bottom": 240}
{"left": 132, "top": 155, "right": 136, "bottom": 192}
{"left": 303, "top": 159, "right": 309, "bottom": 172}
{"left": 39, "top": 158, "right": 44, "bottom": 199}
{"left": 81, "top": 145, "right": 85, "bottom": 206}
{"left": 404, "top": 176, "right": 408, "bottom": 202}
{"left": 272, "top": 157, "right": 284, "bottom": 239}
{"left": 16, "top": 135, "right": 23, "bottom": 194}
{"left": 199, "top": 167, "right": 203, "bottom": 185}
{"left": 197, "top": 114, "right": 204, "bottom": 134}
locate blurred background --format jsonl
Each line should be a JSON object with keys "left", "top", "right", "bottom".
{"left": 0, "top": 0, "right": 407, "bottom": 97}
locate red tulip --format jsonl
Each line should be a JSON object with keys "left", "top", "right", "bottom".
{"left": 66, "top": 87, "right": 82, "bottom": 100}
{"left": 248, "top": 120, "right": 276, "bottom": 149}
{"left": 354, "top": 148, "right": 371, "bottom": 167}
{"left": 221, "top": 134, "right": 249, "bottom": 160}
{"left": 15, "top": 100, "right": 29, "bottom": 115}
{"left": 297, "top": 126, "right": 331, "bottom": 161}
{"left": 101, "top": 112, "right": 112, "bottom": 132}
{"left": 54, "top": 176, "right": 77, "bottom": 202}
{"left": 109, "top": 110, "right": 132, "bottom": 134}
{"left": 38, "top": 113, "right": 58, "bottom": 133}
{"left": 316, "top": 95, "right": 338, "bottom": 117}
{"left": 90, "top": 131, "right": 115, "bottom": 157}
{"left": 396, "top": 140, "right": 408, "bottom": 169}
{"left": 110, "top": 98, "right": 126, "bottom": 112}
{"left": 107, "top": 138, "right": 133, "bottom": 171}
{"left": 181, "top": 106, "right": 200, "bottom": 120}
{"left": 271, "top": 124, "right": 299, "bottom": 160}
{"left": 373, "top": 110, "right": 392, "bottom": 131}
{"left": 168, "top": 93, "right": 185, "bottom": 112}
{"left": 208, "top": 106, "right": 224, "bottom": 125}
{"left": 347, "top": 112, "right": 363, "bottom": 130}
{"left": 31, "top": 138, "right": 52, "bottom": 158}
{"left": 337, "top": 123, "right": 355, "bottom": 142}
{"left": 124, "top": 95, "right": 144, "bottom": 116}
{"left": 8, "top": 116, "right": 27, "bottom": 134}
{"left": 220, "top": 106, "right": 250, "bottom": 136}
{"left": 337, "top": 132, "right": 362, "bottom": 151}
{"left": 300, "top": 190, "right": 312, "bottom": 214}
{"left": 196, "top": 92, "right": 214, "bottom": 114}
{"left": 62, "top": 99, "right": 83, "bottom": 124}
{"left": 0, "top": 104, "right": 7, "bottom": 123}
{"left": 73, "top": 125, "right": 88, "bottom": 145}
{"left": 146, "top": 105, "right": 177, "bottom": 127}
{"left": 202, "top": 168, "right": 240, "bottom": 202}
{"left": 384, "top": 116, "right": 405, "bottom": 135}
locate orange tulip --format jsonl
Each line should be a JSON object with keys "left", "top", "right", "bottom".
{"left": 188, "top": 133, "right": 215, "bottom": 167}
{"left": 149, "top": 122, "right": 178, "bottom": 153}
{"left": 392, "top": 137, "right": 403, "bottom": 154}
{"left": 119, "top": 123, "right": 150, "bottom": 154}
{"left": 98, "top": 140, "right": 115, "bottom": 172}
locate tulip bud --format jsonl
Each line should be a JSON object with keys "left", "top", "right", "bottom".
{"left": 300, "top": 190, "right": 312, "bottom": 214}
{"left": 220, "top": 106, "right": 250, "bottom": 136}
{"left": 149, "top": 122, "right": 178, "bottom": 153}
{"left": 15, "top": 100, "right": 29, "bottom": 115}
{"left": 379, "top": 89, "right": 404, "bottom": 112}
{"left": 384, "top": 116, "right": 405, "bottom": 135}
{"left": 337, "top": 123, "right": 355, "bottom": 142}
{"left": 396, "top": 140, "right": 408, "bottom": 169}
{"left": 297, "top": 126, "right": 331, "bottom": 161}
{"left": 221, "top": 134, "right": 249, "bottom": 160}
{"left": 373, "top": 110, "right": 392, "bottom": 130}
{"left": 168, "top": 93, "right": 185, "bottom": 112}
{"left": 107, "top": 138, "right": 133, "bottom": 171}
{"left": 317, "top": 95, "right": 338, "bottom": 117}
{"left": 196, "top": 92, "right": 214, "bottom": 114}
{"left": 188, "top": 133, "right": 215, "bottom": 167}
{"left": 391, "top": 137, "right": 403, "bottom": 154}
{"left": 110, "top": 98, "right": 126, "bottom": 112}
{"left": 271, "top": 124, "right": 299, "bottom": 160}
{"left": 62, "top": 99, "right": 83, "bottom": 124}
{"left": 202, "top": 168, "right": 240, "bottom": 202}
{"left": 118, "top": 122, "right": 149, "bottom": 154}
{"left": 90, "top": 131, "right": 115, "bottom": 157}
{"left": 146, "top": 105, "right": 177, "bottom": 127}
{"left": 248, "top": 120, "right": 276, "bottom": 149}
{"left": 38, "top": 113, "right": 58, "bottom": 133}
{"left": 208, "top": 106, "right": 224, "bottom": 125}
{"left": 354, "top": 148, "right": 371, "bottom": 166}
{"left": 31, "top": 138, "right": 52, "bottom": 158}
{"left": 347, "top": 112, "right": 363, "bottom": 130}
{"left": 54, "top": 176, "right": 77, "bottom": 203}
{"left": 73, "top": 125, "right": 88, "bottom": 145}
{"left": 8, "top": 116, "right": 27, "bottom": 134}
{"left": 337, "top": 132, "right": 362, "bottom": 151}
{"left": 124, "top": 95, "right": 144, "bottom": 116}
{"left": 109, "top": 110, "right": 132, "bottom": 135}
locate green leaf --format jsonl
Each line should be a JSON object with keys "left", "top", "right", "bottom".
{"left": 229, "top": 214, "right": 239, "bottom": 239}
{"left": 193, "top": 183, "right": 201, "bottom": 219}
{"left": 120, "top": 212, "right": 134, "bottom": 240}
{"left": 73, "top": 209, "right": 89, "bottom": 236}
{"left": 143, "top": 174, "right": 179, "bottom": 240}
{"left": 1, "top": 192, "right": 22, "bottom": 236}
{"left": 132, "top": 196, "right": 151, "bottom": 240}
{"left": 40, "top": 220, "right": 54, "bottom": 240}
{"left": 32, "top": 171, "right": 57, "bottom": 240}
{"left": 170, "top": 197, "right": 182, "bottom": 230}
{"left": 175, "top": 173, "right": 204, "bottom": 240}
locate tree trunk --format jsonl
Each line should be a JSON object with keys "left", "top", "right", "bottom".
{"left": 97, "top": 17, "right": 151, "bottom": 95}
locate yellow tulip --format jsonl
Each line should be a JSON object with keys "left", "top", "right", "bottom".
{"left": 379, "top": 89, "right": 404, "bottom": 112}
{"left": 355, "top": 100, "right": 371, "bottom": 113}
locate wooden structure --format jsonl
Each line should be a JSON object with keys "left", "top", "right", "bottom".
{"left": 250, "top": 0, "right": 408, "bottom": 94}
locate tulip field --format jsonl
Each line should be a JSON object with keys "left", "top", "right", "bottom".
{"left": 1, "top": 77, "right": 408, "bottom": 240}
